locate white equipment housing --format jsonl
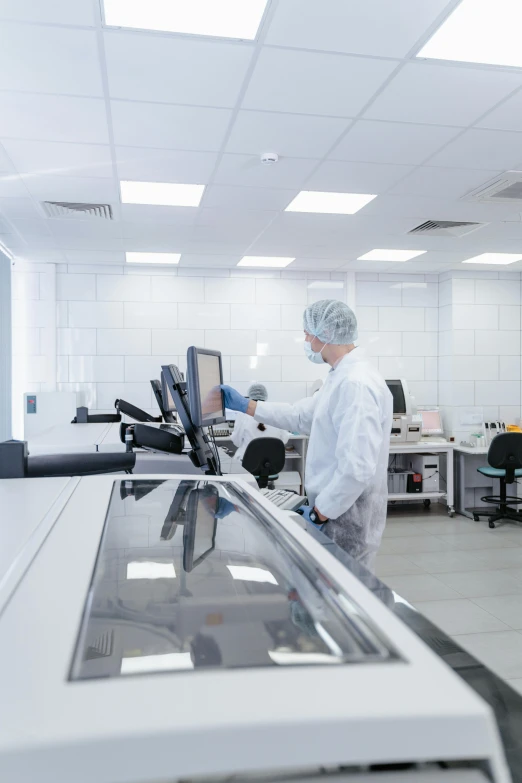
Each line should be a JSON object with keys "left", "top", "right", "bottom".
{"left": 23, "top": 391, "right": 76, "bottom": 439}
{"left": 0, "top": 474, "right": 510, "bottom": 783}
{"left": 387, "top": 379, "right": 422, "bottom": 443}
{"left": 411, "top": 454, "right": 440, "bottom": 492}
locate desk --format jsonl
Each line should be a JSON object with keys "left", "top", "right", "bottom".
{"left": 453, "top": 445, "right": 493, "bottom": 518}
{"left": 388, "top": 441, "right": 455, "bottom": 517}
{"left": 27, "top": 422, "right": 113, "bottom": 455}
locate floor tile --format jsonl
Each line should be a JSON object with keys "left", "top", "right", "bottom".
{"left": 382, "top": 520, "right": 435, "bottom": 538}
{"left": 451, "top": 631, "right": 522, "bottom": 680}
{"left": 414, "top": 599, "right": 510, "bottom": 635}
{"left": 471, "top": 548, "right": 522, "bottom": 570}
{"left": 434, "top": 532, "right": 516, "bottom": 550}
{"left": 415, "top": 518, "right": 481, "bottom": 535}
{"left": 383, "top": 574, "right": 461, "bottom": 602}
{"left": 374, "top": 554, "right": 424, "bottom": 577}
{"left": 379, "top": 535, "right": 450, "bottom": 555}
{"left": 506, "top": 678, "right": 522, "bottom": 696}
{"left": 407, "top": 550, "right": 488, "bottom": 574}
{"left": 435, "top": 569, "right": 522, "bottom": 598}
{"left": 473, "top": 594, "right": 522, "bottom": 630}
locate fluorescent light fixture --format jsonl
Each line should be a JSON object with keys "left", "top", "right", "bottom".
{"left": 417, "top": 0, "right": 522, "bottom": 68}
{"left": 462, "top": 253, "right": 522, "bottom": 265}
{"left": 126, "top": 252, "right": 180, "bottom": 265}
{"left": 121, "top": 653, "right": 193, "bottom": 674}
{"left": 227, "top": 565, "right": 278, "bottom": 585}
{"left": 307, "top": 280, "right": 344, "bottom": 289}
{"left": 120, "top": 180, "right": 204, "bottom": 207}
{"left": 357, "top": 249, "right": 427, "bottom": 262}
{"left": 285, "top": 191, "right": 376, "bottom": 215}
{"left": 238, "top": 256, "right": 295, "bottom": 268}
{"left": 104, "top": 0, "right": 269, "bottom": 40}
{"left": 126, "top": 561, "right": 176, "bottom": 580}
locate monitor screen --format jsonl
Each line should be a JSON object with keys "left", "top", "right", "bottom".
{"left": 161, "top": 371, "right": 176, "bottom": 413}
{"left": 420, "top": 409, "right": 443, "bottom": 435}
{"left": 183, "top": 485, "right": 218, "bottom": 572}
{"left": 187, "top": 347, "right": 225, "bottom": 427}
{"left": 386, "top": 380, "right": 406, "bottom": 415}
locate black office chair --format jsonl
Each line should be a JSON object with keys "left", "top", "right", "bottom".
{"left": 242, "top": 437, "right": 286, "bottom": 489}
{"left": 473, "top": 433, "right": 522, "bottom": 529}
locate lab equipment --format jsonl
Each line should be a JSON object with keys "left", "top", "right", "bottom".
{"left": 386, "top": 379, "right": 421, "bottom": 443}
{"left": 420, "top": 409, "right": 444, "bottom": 437}
{"left": 406, "top": 472, "right": 423, "bottom": 493}
{"left": 150, "top": 379, "right": 177, "bottom": 424}
{"left": 24, "top": 391, "right": 77, "bottom": 437}
{"left": 411, "top": 454, "right": 440, "bottom": 493}
{"left": 303, "top": 299, "right": 358, "bottom": 344}
{"left": 119, "top": 422, "right": 184, "bottom": 455}
{"left": 260, "top": 486, "right": 307, "bottom": 510}
{"left": 187, "top": 346, "right": 226, "bottom": 428}
{"left": 0, "top": 473, "right": 510, "bottom": 783}
{"left": 0, "top": 439, "right": 135, "bottom": 478}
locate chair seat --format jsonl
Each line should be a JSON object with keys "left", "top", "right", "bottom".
{"left": 478, "top": 467, "right": 522, "bottom": 478}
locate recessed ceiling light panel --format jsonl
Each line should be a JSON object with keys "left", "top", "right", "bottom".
{"left": 120, "top": 180, "right": 204, "bottom": 207}
{"left": 417, "top": 0, "right": 522, "bottom": 68}
{"left": 285, "top": 191, "right": 376, "bottom": 215}
{"left": 357, "top": 249, "right": 427, "bottom": 262}
{"left": 104, "top": 0, "right": 269, "bottom": 40}
{"left": 462, "top": 253, "right": 522, "bottom": 265}
{"left": 238, "top": 256, "right": 295, "bottom": 268}
{"left": 126, "top": 252, "right": 180, "bottom": 265}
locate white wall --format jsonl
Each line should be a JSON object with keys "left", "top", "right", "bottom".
{"left": 0, "top": 251, "right": 11, "bottom": 441}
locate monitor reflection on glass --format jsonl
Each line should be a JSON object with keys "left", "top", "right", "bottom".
{"left": 183, "top": 484, "right": 219, "bottom": 572}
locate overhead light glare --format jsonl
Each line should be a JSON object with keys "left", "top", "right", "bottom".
{"left": 120, "top": 180, "right": 204, "bottom": 207}
{"left": 285, "top": 191, "right": 376, "bottom": 215}
{"left": 126, "top": 252, "right": 180, "bottom": 265}
{"left": 238, "top": 256, "right": 295, "bottom": 268}
{"left": 126, "top": 561, "right": 176, "bottom": 579}
{"left": 417, "top": 0, "right": 522, "bottom": 68}
{"left": 103, "top": 0, "right": 269, "bottom": 40}
{"left": 462, "top": 253, "right": 522, "bottom": 265}
{"left": 357, "top": 249, "right": 427, "bottom": 262}
{"left": 121, "top": 653, "right": 193, "bottom": 674}
{"left": 227, "top": 565, "right": 278, "bottom": 584}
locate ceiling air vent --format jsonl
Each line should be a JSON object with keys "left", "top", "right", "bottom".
{"left": 42, "top": 201, "right": 113, "bottom": 220}
{"left": 465, "top": 170, "right": 522, "bottom": 202}
{"left": 408, "top": 220, "right": 484, "bottom": 237}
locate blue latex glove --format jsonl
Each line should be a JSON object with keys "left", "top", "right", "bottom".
{"left": 214, "top": 497, "right": 238, "bottom": 519}
{"left": 296, "top": 505, "right": 325, "bottom": 528}
{"left": 220, "top": 385, "right": 248, "bottom": 414}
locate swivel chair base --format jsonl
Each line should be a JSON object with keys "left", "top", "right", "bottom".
{"left": 473, "top": 466, "right": 522, "bottom": 528}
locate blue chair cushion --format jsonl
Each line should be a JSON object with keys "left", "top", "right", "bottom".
{"left": 478, "top": 467, "right": 522, "bottom": 478}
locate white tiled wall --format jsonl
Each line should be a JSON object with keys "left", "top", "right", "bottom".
{"left": 354, "top": 273, "right": 439, "bottom": 407}
{"left": 24, "top": 265, "right": 345, "bottom": 413}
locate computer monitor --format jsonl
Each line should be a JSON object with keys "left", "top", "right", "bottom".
{"left": 161, "top": 362, "right": 220, "bottom": 475}
{"left": 420, "top": 409, "right": 444, "bottom": 436}
{"left": 151, "top": 379, "right": 176, "bottom": 424}
{"left": 187, "top": 347, "right": 225, "bottom": 428}
{"left": 183, "top": 484, "right": 218, "bottom": 572}
{"left": 385, "top": 379, "right": 413, "bottom": 417}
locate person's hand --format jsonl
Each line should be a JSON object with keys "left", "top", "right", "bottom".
{"left": 296, "top": 506, "right": 326, "bottom": 527}
{"left": 214, "top": 497, "right": 239, "bottom": 519}
{"left": 220, "top": 385, "right": 248, "bottom": 414}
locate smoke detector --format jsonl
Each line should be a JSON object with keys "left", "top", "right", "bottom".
{"left": 408, "top": 220, "right": 485, "bottom": 237}
{"left": 42, "top": 201, "right": 113, "bottom": 220}
{"left": 260, "top": 152, "right": 279, "bottom": 165}
{"left": 465, "top": 171, "right": 522, "bottom": 202}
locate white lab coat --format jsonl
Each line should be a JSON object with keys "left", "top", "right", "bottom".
{"left": 231, "top": 413, "right": 290, "bottom": 461}
{"left": 254, "top": 348, "right": 393, "bottom": 570}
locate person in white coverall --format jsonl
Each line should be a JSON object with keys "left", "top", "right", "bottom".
{"left": 221, "top": 299, "right": 393, "bottom": 571}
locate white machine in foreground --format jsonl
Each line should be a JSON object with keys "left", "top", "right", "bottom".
{"left": 0, "top": 474, "right": 510, "bottom": 783}
{"left": 386, "top": 379, "right": 422, "bottom": 443}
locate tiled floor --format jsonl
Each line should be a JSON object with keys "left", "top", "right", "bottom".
{"left": 377, "top": 505, "right": 522, "bottom": 694}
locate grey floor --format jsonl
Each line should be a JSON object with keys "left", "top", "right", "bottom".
{"left": 376, "top": 505, "right": 522, "bottom": 695}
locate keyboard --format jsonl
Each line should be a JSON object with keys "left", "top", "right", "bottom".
{"left": 213, "top": 428, "right": 233, "bottom": 438}
{"left": 260, "top": 488, "right": 307, "bottom": 511}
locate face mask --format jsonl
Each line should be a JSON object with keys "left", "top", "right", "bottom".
{"left": 304, "top": 338, "right": 327, "bottom": 364}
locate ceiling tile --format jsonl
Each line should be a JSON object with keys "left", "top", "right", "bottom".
{"left": 330, "top": 119, "right": 460, "bottom": 165}
{"left": 64, "top": 250, "right": 126, "bottom": 265}
{"left": 53, "top": 234, "right": 125, "bottom": 251}
{"left": 115, "top": 147, "right": 217, "bottom": 183}
{"left": 214, "top": 153, "right": 316, "bottom": 188}
{"left": 363, "top": 192, "right": 517, "bottom": 222}
{"left": 389, "top": 166, "right": 500, "bottom": 199}
{"left": 365, "top": 63, "right": 522, "bottom": 126}
{"left": 226, "top": 110, "right": 348, "bottom": 158}
{"left": 10, "top": 218, "right": 52, "bottom": 237}
{"left": 2, "top": 139, "right": 113, "bottom": 179}
{"left": 194, "top": 208, "right": 276, "bottom": 244}
{"left": 121, "top": 221, "right": 194, "bottom": 242}
{"left": 427, "top": 128, "right": 522, "bottom": 170}
{"left": 242, "top": 48, "right": 396, "bottom": 116}
{"left": 0, "top": 93, "right": 109, "bottom": 144}
{"left": 0, "top": 174, "right": 29, "bottom": 198}
{"left": 0, "top": 197, "right": 40, "bottom": 219}
{"left": 50, "top": 219, "right": 122, "bottom": 240}
{"left": 120, "top": 204, "right": 200, "bottom": 225}
{"left": 0, "top": 0, "right": 94, "bottom": 25}
{"left": 180, "top": 254, "right": 242, "bottom": 267}
{"left": 201, "top": 184, "right": 295, "bottom": 211}
{"left": 105, "top": 31, "right": 253, "bottom": 107}
{"left": 0, "top": 24, "right": 103, "bottom": 96}
{"left": 265, "top": 0, "right": 450, "bottom": 58}
{"left": 22, "top": 174, "right": 119, "bottom": 204}
{"left": 477, "top": 89, "right": 522, "bottom": 132}
{"left": 307, "top": 159, "right": 414, "bottom": 193}
{"left": 111, "top": 100, "right": 232, "bottom": 151}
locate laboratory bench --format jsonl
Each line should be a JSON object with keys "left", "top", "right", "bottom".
{"left": 388, "top": 440, "right": 455, "bottom": 517}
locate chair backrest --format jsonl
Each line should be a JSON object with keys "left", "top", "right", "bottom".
{"left": 488, "top": 432, "right": 522, "bottom": 483}
{"left": 242, "top": 437, "right": 286, "bottom": 488}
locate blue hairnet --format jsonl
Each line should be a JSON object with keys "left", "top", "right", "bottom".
{"left": 248, "top": 383, "right": 268, "bottom": 402}
{"left": 303, "top": 299, "right": 358, "bottom": 345}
